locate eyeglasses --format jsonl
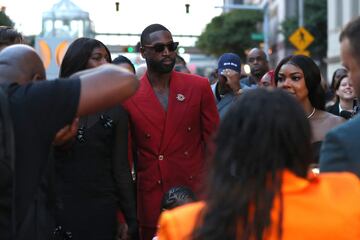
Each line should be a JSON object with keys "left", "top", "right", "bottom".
{"left": 143, "top": 42, "right": 179, "bottom": 53}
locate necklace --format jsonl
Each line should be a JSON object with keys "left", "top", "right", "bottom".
{"left": 307, "top": 108, "right": 316, "bottom": 119}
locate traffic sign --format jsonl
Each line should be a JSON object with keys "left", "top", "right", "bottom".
{"left": 293, "top": 49, "right": 310, "bottom": 56}
{"left": 289, "top": 27, "right": 314, "bottom": 51}
{"left": 251, "top": 33, "right": 264, "bottom": 41}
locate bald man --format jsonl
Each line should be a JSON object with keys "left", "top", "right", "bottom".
{"left": 240, "top": 48, "right": 269, "bottom": 88}
{"left": 0, "top": 45, "right": 138, "bottom": 240}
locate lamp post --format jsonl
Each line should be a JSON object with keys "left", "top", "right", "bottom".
{"left": 215, "top": 0, "right": 269, "bottom": 54}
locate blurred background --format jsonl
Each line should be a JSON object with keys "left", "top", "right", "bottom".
{"left": 0, "top": 0, "right": 355, "bottom": 83}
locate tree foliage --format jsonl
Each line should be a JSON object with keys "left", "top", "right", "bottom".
{"left": 196, "top": 10, "right": 263, "bottom": 60}
{"left": 0, "top": 10, "right": 14, "bottom": 27}
{"left": 281, "top": 0, "right": 327, "bottom": 61}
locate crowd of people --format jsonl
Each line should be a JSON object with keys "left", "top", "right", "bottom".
{"left": 0, "top": 15, "right": 360, "bottom": 240}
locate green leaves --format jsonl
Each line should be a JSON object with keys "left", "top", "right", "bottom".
{"left": 0, "top": 11, "right": 14, "bottom": 27}
{"left": 196, "top": 10, "right": 263, "bottom": 61}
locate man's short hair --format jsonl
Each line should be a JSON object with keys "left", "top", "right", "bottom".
{"left": 0, "top": 26, "right": 23, "bottom": 47}
{"left": 140, "top": 24, "right": 170, "bottom": 46}
{"left": 340, "top": 16, "right": 360, "bottom": 64}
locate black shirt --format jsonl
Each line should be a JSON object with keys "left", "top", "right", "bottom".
{"left": 8, "top": 78, "right": 80, "bottom": 237}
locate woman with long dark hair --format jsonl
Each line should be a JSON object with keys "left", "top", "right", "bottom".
{"left": 156, "top": 88, "right": 360, "bottom": 240}
{"left": 54, "top": 37, "right": 138, "bottom": 240}
{"left": 275, "top": 55, "right": 344, "bottom": 162}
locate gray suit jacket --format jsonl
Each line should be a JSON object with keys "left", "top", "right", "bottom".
{"left": 319, "top": 114, "right": 360, "bottom": 177}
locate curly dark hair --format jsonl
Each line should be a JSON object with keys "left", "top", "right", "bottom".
{"left": 59, "top": 37, "right": 111, "bottom": 77}
{"left": 274, "top": 55, "right": 326, "bottom": 110}
{"left": 161, "top": 186, "right": 196, "bottom": 211}
{"left": 192, "top": 88, "right": 313, "bottom": 240}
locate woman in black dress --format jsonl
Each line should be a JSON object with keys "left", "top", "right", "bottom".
{"left": 54, "top": 38, "right": 137, "bottom": 240}
{"left": 275, "top": 55, "right": 344, "bottom": 163}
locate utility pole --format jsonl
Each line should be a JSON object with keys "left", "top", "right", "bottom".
{"left": 299, "top": 0, "right": 304, "bottom": 27}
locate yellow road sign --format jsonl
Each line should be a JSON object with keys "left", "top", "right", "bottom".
{"left": 289, "top": 27, "right": 314, "bottom": 51}
{"left": 293, "top": 49, "right": 310, "bottom": 56}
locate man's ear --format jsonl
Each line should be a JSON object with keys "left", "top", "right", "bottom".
{"left": 32, "top": 73, "right": 44, "bottom": 82}
{"left": 140, "top": 47, "right": 146, "bottom": 59}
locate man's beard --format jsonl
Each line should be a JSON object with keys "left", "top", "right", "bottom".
{"left": 146, "top": 57, "right": 175, "bottom": 73}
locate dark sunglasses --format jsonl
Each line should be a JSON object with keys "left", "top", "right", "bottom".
{"left": 143, "top": 42, "right": 179, "bottom": 53}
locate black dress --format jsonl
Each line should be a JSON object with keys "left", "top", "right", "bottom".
{"left": 54, "top": 106, "right": 137, "bottom": 240}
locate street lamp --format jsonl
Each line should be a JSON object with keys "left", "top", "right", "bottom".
{"left": 215, "top": 0, "right": 269, "bottom": 54}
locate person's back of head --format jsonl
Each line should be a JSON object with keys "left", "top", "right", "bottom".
{"left": 161, "top": 186, "right": 196, "bottom": 211}
{"left": 0, "top": 44, "right": 45, "bottom": 85}
{"left": 0, "top": 26, "right": 23, "bottom": 51}
{"left": 193, "top": 88, "right": 313, "bottom": 240}
{"left": 113, "top": 55, "right": 136, "bottom": 74}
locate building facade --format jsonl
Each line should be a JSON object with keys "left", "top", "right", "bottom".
{"left": 327, "top": 0, "right": 359, "bottom": 83}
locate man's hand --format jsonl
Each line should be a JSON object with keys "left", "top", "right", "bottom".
{"left": 221, "top": 68, "right": 241, "bottom": 94}
{"left": 53, "top": 118, "right": 79, "bottom": 146}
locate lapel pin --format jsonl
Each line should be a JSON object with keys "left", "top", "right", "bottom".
{"left": 176, "top": 93, "right": 185, "bottom": 102}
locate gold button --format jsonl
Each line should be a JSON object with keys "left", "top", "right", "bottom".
{"left": 158, "top": 155, "right": 164, "bottom": 160}
{"left": 187, "top": 127, "right": 192, "bottom": 132}
{"left": 145, "top": 133, "right": 151, "bottom": 139}
{"left": 157, "top": 180, "right": 162, "bottom": 184}
{"left": 184, "top": 151, "right": 189, "bottom": 156}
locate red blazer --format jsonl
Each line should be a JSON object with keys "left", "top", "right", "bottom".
{"left": 123, "top": 71, "right": 219, "bottom": 230}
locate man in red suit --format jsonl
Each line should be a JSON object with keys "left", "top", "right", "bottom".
{"left": 122, "top": 24, "right": 219, "bottom": 240}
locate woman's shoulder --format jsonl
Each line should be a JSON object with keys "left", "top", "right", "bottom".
{"left": 161, "top": 201, "right": 205, "bottom": 220}
{"left": 318, "top": 110, "right": 345, "bottom": 126}
{"left": 318, "top": 172, "right": 360, "bottom": 197}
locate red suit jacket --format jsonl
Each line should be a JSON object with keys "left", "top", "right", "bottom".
{"left": 122, "top": 71, "right": 219, "bottom": 238}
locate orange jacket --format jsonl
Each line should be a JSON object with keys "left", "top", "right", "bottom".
{"left": 158, "top": 171, "right": 360, "bottom": 240}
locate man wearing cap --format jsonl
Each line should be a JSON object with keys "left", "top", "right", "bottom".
{"left": 211, "top": 53, "right": 243, "bottom": 119}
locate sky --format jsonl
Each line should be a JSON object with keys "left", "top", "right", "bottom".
{"left": 1, "top": 0, "right": 224, "bottom": 46}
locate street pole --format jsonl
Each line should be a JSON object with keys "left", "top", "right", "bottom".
{"left": 299, "top": 0, "right": 304, "bottom": 27}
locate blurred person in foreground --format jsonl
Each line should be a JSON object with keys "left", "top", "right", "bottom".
{"left": 157, "top": 88, "right": 360, "bottom": 240}
{"left": 320, "top": 16, "right": 360, "bottom": 177}
{"left": 0, "top": 44, "right": 138, "bottom": 240}
{"left": 122, "top": 23, "right": 219, "bottom": 240}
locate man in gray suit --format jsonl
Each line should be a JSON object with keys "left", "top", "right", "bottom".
{"left": 319, "top": 16, "right": 360, "bottom": 177}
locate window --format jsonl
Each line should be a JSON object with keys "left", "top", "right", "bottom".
{"left": 335, "top": 0, "right": 343, "bottom": 28}
{"left": 352, "top": 0, "right": 359, "bottom": 18}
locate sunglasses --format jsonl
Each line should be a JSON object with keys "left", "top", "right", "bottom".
{"left": 143, "top": 42, "right": 179, "bottom": 53}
